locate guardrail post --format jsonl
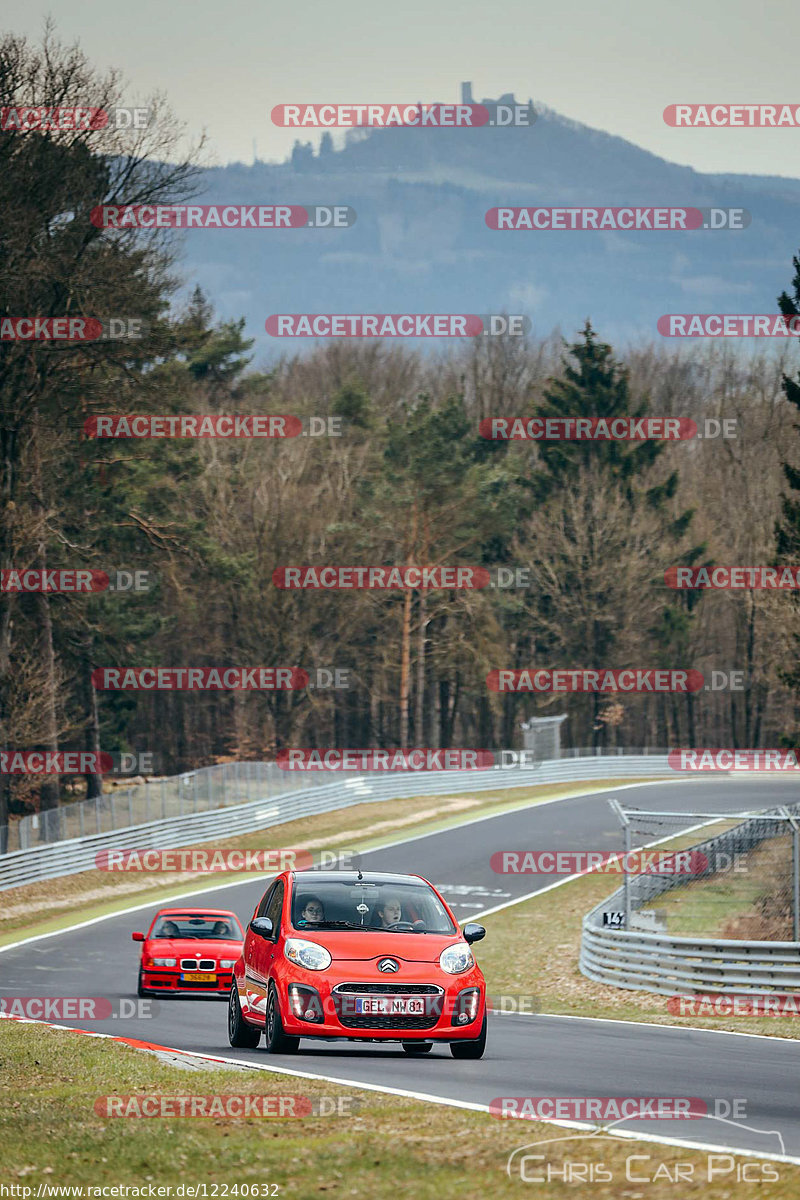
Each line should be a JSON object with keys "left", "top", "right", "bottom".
{"left": 161, "top": 778, "right": 166, "bottom": 819}
{"left": 608, "top": 798, "right": 631, "bottom": 929}
{"left": 779, "top": 808, "right": 800, "bottom": 943}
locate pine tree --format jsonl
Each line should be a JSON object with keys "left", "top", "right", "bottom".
{"left": 518, "top": 323, "right": 702, "bottom": 747}
{"left": 773, "top": 254, "right": 800, "bottom": 715}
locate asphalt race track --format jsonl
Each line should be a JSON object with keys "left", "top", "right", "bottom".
{"left": 3, "top": 779, "right": 800, "bottom": 1161}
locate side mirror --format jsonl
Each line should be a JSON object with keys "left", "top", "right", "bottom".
{"left": 131, "top": 932, "right": 145, "bottom": 942}
{"left": 462, "top": 923, "right": 486, "bottom": 945}
{"left": 249, "top": 916, "right": 274, "bottom": 939}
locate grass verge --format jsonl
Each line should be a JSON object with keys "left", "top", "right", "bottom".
{"left": 641, "top": 834, "right": 796, "bottom": 941}
{"left": 1, "top": 1021, "right": 796, "bottom": 1196}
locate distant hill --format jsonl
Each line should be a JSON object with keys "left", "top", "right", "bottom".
{"left": 174, "top": 88, "right": 800, "bottom": 361}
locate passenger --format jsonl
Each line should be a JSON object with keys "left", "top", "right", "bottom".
{"left": 299, "top": 896, "right": 325, "bottom": 925}
{"left": 160, "top": 920, "right": 180, "bottom": 937}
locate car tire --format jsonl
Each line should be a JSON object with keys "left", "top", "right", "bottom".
{"left": 228, "top": 983, "right": 262, "bottom": 1049}
{"left": 450, "top": 1012, "right": 487, "bottom": 1060}
{"left": 264, "top": 983, "right": 300, "bottom": 1054}
{"left": 402, "top": 1041, "right": 433, "bottom": 1054}
{"left": 137, "top": 969, "right": 148, "bottom": 999}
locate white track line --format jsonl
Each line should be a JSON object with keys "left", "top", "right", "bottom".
{"left": 491, "top": 1008, "right": 800, "bottom": 1043}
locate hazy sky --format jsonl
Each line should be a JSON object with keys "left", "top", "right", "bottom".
{"left": 14, "top": 1, "right": 800, "bottom": 176}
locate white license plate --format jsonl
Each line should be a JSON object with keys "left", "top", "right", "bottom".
{"left": 354, "top": 996, "right": 425, "bottom": 1014}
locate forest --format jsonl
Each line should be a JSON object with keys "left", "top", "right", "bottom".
{"left": 4, "top": 29, "right": 800, "bottom": 838}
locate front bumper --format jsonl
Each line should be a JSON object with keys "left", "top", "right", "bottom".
{"left": 267, "top": 965, "right": 486, "bottom": 1040}
{"left": 141, "top": 968, "right": 233, "bottom": 994}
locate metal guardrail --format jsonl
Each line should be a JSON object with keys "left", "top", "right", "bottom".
{"left": 1, "top": 761, "right": 325, "bottom": 853}
{"left": 0, "top": 754, "right": 672, "bottom": 891}
{"left": 580, "top": 925, "right": 800, "bottom": 995}
{"left": 1, "top": 746, "right": 670, "bottom": 854}
{"left": 580, "top": 802, "right": 800, "bottom": 995}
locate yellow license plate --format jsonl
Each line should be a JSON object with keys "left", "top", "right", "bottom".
{"left": 182, "top": 971, "right": 217, "bottom": 982}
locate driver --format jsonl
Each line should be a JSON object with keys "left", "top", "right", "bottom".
{"left": 375, "top": 895, "right": 403, "bottom": 927}
{"left": 160, "top": 920, "right": 179, "bottom": 937}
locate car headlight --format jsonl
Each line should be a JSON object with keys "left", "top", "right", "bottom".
{"left": 151, "top": 957, "right": 176, "bottom": 967}
{"left": 439, "top": 943, "right": 474, "bottom": 974}
{"left": 284, "top": 938, "right": 332, "bottom": 971}
{"left": 220, "top": 959, "right": 237, "bottom": 969}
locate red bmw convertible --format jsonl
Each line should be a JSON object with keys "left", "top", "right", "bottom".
{"left": 228, "top": 871, "right": 487, "bottom": 1057}
{"left": 133, "top": 907, "right": 244, "bottom": 996}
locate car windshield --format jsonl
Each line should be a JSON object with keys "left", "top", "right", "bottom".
{"left": 151, "top": 914, "right": 243, "bottom": 940}
{"left": 291, "top": 880, "right": 457, "bottom": 935}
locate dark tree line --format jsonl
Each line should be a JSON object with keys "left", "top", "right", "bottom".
{"left": 3, "top": 29, "right": 800, "bottom": 841}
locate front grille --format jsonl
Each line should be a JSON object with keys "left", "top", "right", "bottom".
{"left": 180, "top": 958, "right": 216, "bottom": 970}
{"left": 333, "top": 983, "right": 442, "bottom": 995}
{"left": 332, "top": 983, "right": 443, "bottom": 1029}
{"left": 336, "top": 1008, "right": 440, "bottom": 1029}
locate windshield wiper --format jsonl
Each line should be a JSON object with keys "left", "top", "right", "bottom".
{"left": 309, "top": 920, "right": 365, "bottom": 930}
